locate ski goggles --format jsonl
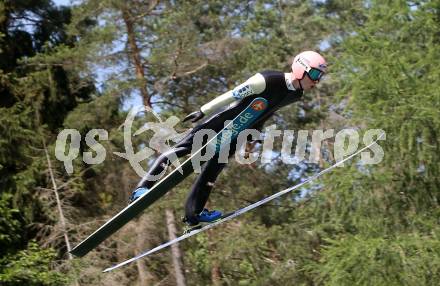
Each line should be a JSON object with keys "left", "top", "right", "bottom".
{"left": 307, "top": 68, "right": 325, "bottom": 81}
{"left": 295, "top": 56, "right": 325, "bottom": 81}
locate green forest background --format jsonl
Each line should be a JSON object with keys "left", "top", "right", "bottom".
{"left": 0, "top": 0, "right": 439, "bottom": 285}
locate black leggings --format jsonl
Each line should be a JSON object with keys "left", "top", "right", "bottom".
{"left": 137, "top": 130, "right": 232, "bottom": 223}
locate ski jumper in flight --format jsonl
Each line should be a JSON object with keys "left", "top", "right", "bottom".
{"left": 129, "top": 51, "right": 327, "bottom": 225}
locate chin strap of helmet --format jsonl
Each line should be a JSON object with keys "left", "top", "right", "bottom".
{"left": 297, "top": 72, "right": 305, "bottom": 90}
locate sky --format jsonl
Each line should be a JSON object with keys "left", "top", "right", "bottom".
{"left": 53, "top": 0, "right": 71, "bottom": 6}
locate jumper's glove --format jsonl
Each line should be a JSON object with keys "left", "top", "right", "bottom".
{"left": 183, "top": 110, "right": 205, "bottom": 123}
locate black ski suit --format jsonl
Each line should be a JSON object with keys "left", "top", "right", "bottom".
{"left": 137, "top": 70, "right": 303, "bottom": 224}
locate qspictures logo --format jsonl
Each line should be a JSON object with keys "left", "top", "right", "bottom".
{"left": 54, "top": 105, "right": 386, "bottom": 178}
{"left": 55, "top": 105, "right": 189, "bottom": 178}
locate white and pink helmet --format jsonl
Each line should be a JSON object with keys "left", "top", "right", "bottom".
{"left": 292, "top": 51, "right": 327, "bottom": 82}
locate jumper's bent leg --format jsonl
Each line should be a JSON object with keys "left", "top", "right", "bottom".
{"left": 184, "top": 158, "right": 226, "bottom": 224}
{"left": 137, "top": 146, "right": 190, "bottom": 189}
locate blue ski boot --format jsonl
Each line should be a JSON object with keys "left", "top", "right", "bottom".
{"left": 128, "top": 187, "right": 149, "bottom": 204}
{"left": 182, "top": 209, "right": 223, "bottom": 234}
{"left": 182, "top": 209, "right": 223, "bottom": 226}
{"left": 197, "top": 209, "right": 222, "bottom": 223}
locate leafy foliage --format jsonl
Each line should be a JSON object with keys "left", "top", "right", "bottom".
{"left": 0, "top": 241, "right": 68, "bottom": 286}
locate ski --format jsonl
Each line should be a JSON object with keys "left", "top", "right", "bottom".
{"left": 102, "top": 132, "right": 384, "bottom": 272}
{"left": 70, "top": 98, "right": 269, "bottom": 257}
